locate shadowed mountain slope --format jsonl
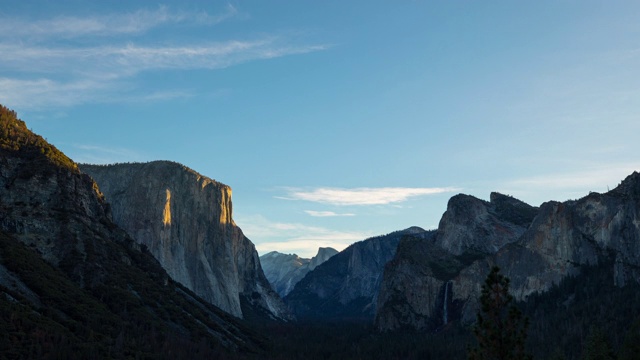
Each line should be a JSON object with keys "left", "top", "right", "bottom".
{"left": 376, "top": 178, "right": 640, "bottom": 331}
{"left": 260, "top": 247, "right": 338, "bottom": 297}
{"left": 0, "top": 105, "right": 265, "bottom": 358}
{"left": 285, "top": 227, "right": 425, "bottom": 321}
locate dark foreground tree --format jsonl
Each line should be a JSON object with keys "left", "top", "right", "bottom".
{"left": 619, "top": 319, "right": 640, "bottom": 360}
{"left": 582, "top": 327, "right": 615, "bottom": 360}
{"left": 468, "top": 266, "right": 531, "bottom": 360}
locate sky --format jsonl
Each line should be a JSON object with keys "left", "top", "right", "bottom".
{"left": 2, "top": 1, "right": 640, "bottom": 258}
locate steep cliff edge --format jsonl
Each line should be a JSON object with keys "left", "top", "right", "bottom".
{"left": 281, "top": 192, "right": 535, "bottom": 326}
{"left": 309, "top": 247, "right": 339, "bottom": 270}
{"left": 375, "top": 231, "right": 483, "bottom": 331}
{"left": 376, "top": 176, "right": 640, "bottom": 331}
{"left": 376, "top": 192, "right": 539, "bottom": 330}
{"left": 260, "top": 247, "right": 338, "bottom": 297}
{"left": 435, "top": 192, "right": 538, "bottom": 255}
{"left": 285, "top": 227, "right": 425, "bottom": 320}
{"left": 498, "top": 173, "right": 640, "bottom": 297}
{"left": 81, "top": 162, "right": 290, "bottom": 320}
{"left": 0, "top": 105, "right": 265, "bottom": 356}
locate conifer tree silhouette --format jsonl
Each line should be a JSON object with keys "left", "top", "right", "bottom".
{"left": 468, "top": 266, "right": 531, "bottom": 360}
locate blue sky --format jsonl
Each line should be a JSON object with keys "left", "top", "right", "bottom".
{"left": 2, "top": 1, "right": 640, "bottom": 257}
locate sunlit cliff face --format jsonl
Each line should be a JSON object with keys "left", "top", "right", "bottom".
{"left": 163, "top": 188, "right": 172, "bottom": 227}
{"left": 197, "top": 176, "right": 232, "bottom": 226}
{"left": 80, "top": 161, "right": 291, "bottom": 320}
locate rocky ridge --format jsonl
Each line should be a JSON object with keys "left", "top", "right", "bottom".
{"left": 260, "top": 247, "right": 338, "bottom": 297}
{"left": 285, "top": 227, "right": 425, "bottom": 320}
{"left": 0, "top": 105, "right": 264, "bottom": 356}
{"left": 435, "top": 192, "right": 538, "bottom": 255}
{"left": 376, "top": 178, "right": 640, "bottom": 330}
{"left": 81, "top": 162, "right": 290, "bottom": 320}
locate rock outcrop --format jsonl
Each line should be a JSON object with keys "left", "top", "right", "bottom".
{"left": 375, "top": 231, "right": 482, "bottom": 331}
{"left": 0, "top": 105, "right": 265, "bottom": 356}
{"left": 81, "top": 162, "right": 290, "bottom": 320}
{"left": 376, "top": 193, "right": 539, "bottom": 330}
{"left": 309, "top": 247, "right": 339, "bottom": 270}
{"left": 498, "top": 174, "right": 640, "bottom": 298}
{"left": 435, "top": 192, "right": 538, "bottom": 255}
{"left": 285, "top": 227, "right": 425, "bottom": 320}
{"left": 260, "top": 247, "right": 338, "bottom": 297}
{"left": 376, "top": 176, "right": 640, "bottom": 331}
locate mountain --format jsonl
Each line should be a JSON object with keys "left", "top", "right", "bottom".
{"left": 260, "top": 247, "right": 338, "bottom": 297}
{"left": 308, "top": 247, "right": 339, "bottom": 270}
{"left": 0, "top": 105, "right": 265, "bottom": 358}
{"left": 435, "top": 192, "right": 539, "bottom": 255}
{"left": 375, "top": 231, "right": 474, "bottom": 331}
{"left": 284, "top": 227, "right": 425, "bottom": 321}
{"left": 376, "top": 177, "right": 640, "bottom": 331}
{"left": 80, "top": 161, "right": 291, "bottom": 321}
{"left": 376, "top": 192, "right": 539, "bottom": 330}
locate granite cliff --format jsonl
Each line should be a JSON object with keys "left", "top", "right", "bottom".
{"left": 81, "top": 162, "right": 290, "bottom": 320}
{"left": 260, "top": 247, "right": 338, "bottom": 297}
{"left": 285, "top": 227, "right": 424, "bottom": 320}
{"left": 375, "top": 231, "right": 477, "bottom": 331}
{"left": 0, "top": 105, "right": 264, "bottom": 357}
{"left": 435, "top": 192, "right": 538, "bottom": 255}
{"left": 376, "top": 192, "right": 539, "bottom": 330}
{"left": 376, "top": 177, "right": 640, "bottom": 331}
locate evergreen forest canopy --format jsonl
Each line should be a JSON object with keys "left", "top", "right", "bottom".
{"left": 257, "top": 261, "right": 640, "bottom": 360}
{"left": 0, "top": 105, "right": 77, "bottom": 172}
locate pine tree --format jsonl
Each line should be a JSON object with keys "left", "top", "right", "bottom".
{"left": 619, "top": 319, "right": 640, "bottom": 360}
{"left": 550, "top": 346, "right": 566, "bottom": 360}
{"left": 468, "top": 266, "right": 531, "bottom": 360}
{"left": 583, "top": 327, "right": 615, "bottom": 360}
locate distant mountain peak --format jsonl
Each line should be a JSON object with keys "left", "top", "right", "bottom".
{"left": 315, "top": 247, "right": 338, "bottom": 256}
{"left": 309, "top": 247, "right": 339, "bottom": 270}
{"left": 404, "top": 226, "right": 427, "bottom": 234}
{"left": 284, "top": 228, "right": 428, "bottom": 321}
{"left": 260, "top": 247, "right": 339, "bottom": 297}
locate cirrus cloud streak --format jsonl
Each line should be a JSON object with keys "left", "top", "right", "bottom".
{"left": 0, "top": 5, "right": 238, "bottom": 39}
{"left": 0, "top": 40, "right": 329, "bottom": 108}
{"left": 280, "top": 186, "right": 459, "bottom": 206}
{"left": 0, "top": 6, "right": 330, "bottom": 109}
{"left": 0, "top": 40, "right": 330, "bottom": 76}
{"left": 304, "top": 210, "right": 355, "bottom": 217}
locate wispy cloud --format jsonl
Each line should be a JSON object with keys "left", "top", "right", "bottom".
{"left": 279, "top": 186, "right": 459, "bottom": 206}
{"left": 304, "top": 210, "right": 355, "bottom": 217}
{"left": 236, "top": 215, "right": 369, "bottom": 258}
{"left": 0, "top": 40, "right": 329, "bottom": 108}
{"left": 0, "top": 41, "right": 329, "bottom": 75}
{"left": 0, "top": 77, "right": 113, "bottom": 108}
{"left": 0, "top": 77, "right": 195, "bottom": 108}
{"left": 0, "top": 5, "right": 238, "bottom": 39}
{"left": 0, "top": 6, "right": 330, "bottom": 109}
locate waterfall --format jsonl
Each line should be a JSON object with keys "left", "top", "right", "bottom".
{"left": 443, "top": 281, "right": 451, "bottom": 325}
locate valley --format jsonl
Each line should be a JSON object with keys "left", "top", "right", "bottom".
{"left": 1, "top": 105, "right": 640, "bottom": 359}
